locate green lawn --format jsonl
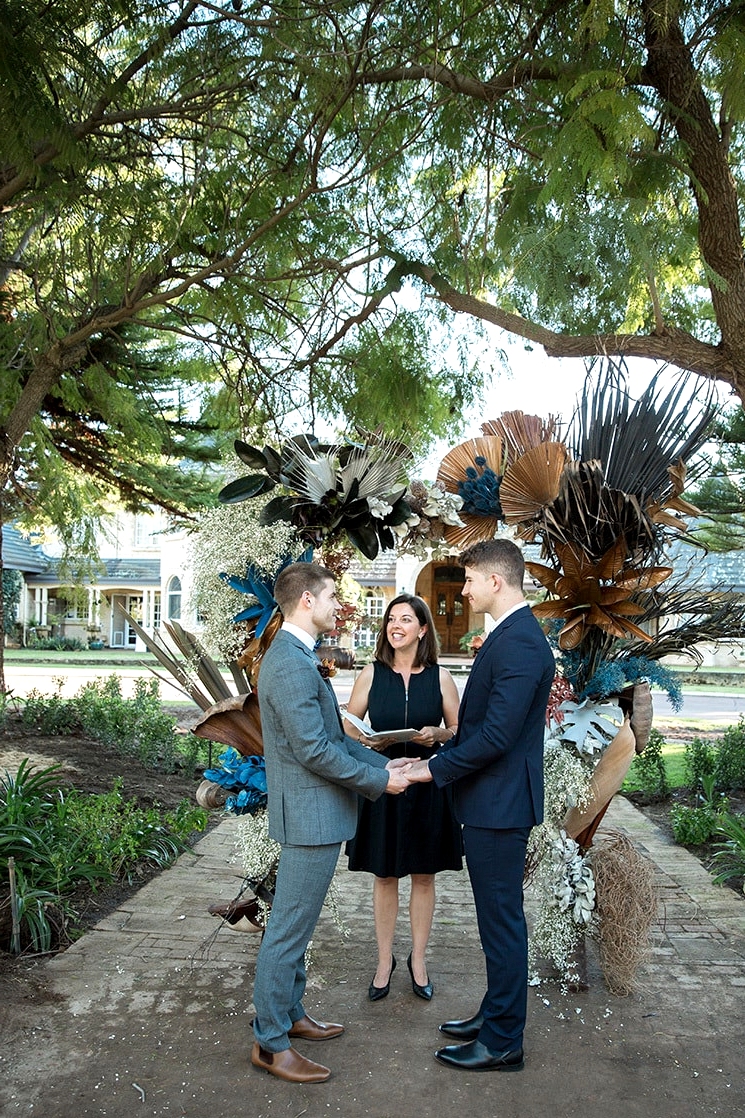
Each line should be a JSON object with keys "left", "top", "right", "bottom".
{"left": 623, "top": 737, "right": 687, "bottom": 792}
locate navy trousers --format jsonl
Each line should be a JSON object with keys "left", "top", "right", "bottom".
{"left": 462, "top": 824, "right": 531, "bottom": 1052}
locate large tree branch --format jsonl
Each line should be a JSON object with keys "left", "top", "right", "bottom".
{"left": 1, "top": 183, "right": 316, "bottom": 467}
{"left": 392, "top": 259, "right": 740, "bottom": 389}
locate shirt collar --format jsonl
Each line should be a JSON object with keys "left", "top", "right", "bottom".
{"left": 281, "top": 620, "right": 317, "bottom": 651}
{"left": 490, "top": 599, "right": 529, "bottom": 632}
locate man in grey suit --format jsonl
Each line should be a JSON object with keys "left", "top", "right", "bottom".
{"left": 251, "top": 561, "right": 412, "bottom": 1083}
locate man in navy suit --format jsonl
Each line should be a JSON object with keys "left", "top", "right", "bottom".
{"left": 251, "top": 562, "right": 412, "bottom": 1083}
{"left": 409, "top": 538, "right": 554, "bottom": 1071}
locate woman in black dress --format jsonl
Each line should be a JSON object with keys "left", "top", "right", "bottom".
{"left": 344, "top": 594, "right": 462, "bottom": 1001}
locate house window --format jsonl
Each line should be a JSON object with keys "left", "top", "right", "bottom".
{"left": 152, "top": 594, "right": 161, "bottom": 629}
{"left": 167, "top": 576, "right": 182, "bottom": 620}
{"left": 354, "top": 593, "right": 386, "bottom": 649}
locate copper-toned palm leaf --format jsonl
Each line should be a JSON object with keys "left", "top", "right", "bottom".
{"left": 440, "top": 513, "right": 498, "bottom": 549}
{"left": 436, "top": 435, "right": 506, "bottom": 547}
{"left": 525, "top": 559, "right": 562, "bottom": 592}
{"left": 557, "top": 615, "right": 587, "bottom": 649}
{"left": 587, "top": 607, "right": 652, "bottom": 642}
{"left": 646, "top": 461, "right": 702, "bottom": 527}
{"left": 499, "top": 442, "right": 569, "bottom": 524}
{"left": 192, "top": 691, "right": 264, "bottom": 756}
{"left": 615, "top": 565, "right": 673, "bottom": 592}
{"left": 481, "top": 411, "right": 562, "bottom": 466}
{"left": 563, "top": 717, "right": 636, "bottom": 840}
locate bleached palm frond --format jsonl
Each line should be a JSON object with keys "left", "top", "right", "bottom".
{"left": 340, "top": 441, "right": 410, "bottom": 501}
{"left": 283, "top": 444, "right": 339, "bottom": 504}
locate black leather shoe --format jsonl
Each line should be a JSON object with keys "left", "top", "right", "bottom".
{"left": 434, "top": 1039, "right": 524, "bottom": 1072}
{"left": 407, "top": 952, "right": 433, "bottom": 1000}
{"left": 439, "top": 1012, "right": 484, "bottom": 1040}
{"left": 368, "top": 955, "right": 396, "bottom": 1001}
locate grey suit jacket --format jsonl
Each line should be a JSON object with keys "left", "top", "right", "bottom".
{"left": 257, "top": 629, "right": 389, "bottom": 845}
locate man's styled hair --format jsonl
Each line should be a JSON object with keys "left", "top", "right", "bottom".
{"left": 273, "top": 562, "right": 335, "bottom": 614}
{"left": 374, "top": 593, "right": 440, "bottom": 669}
{"left": 458, "top": 538, "right": 525, "bottom": 590}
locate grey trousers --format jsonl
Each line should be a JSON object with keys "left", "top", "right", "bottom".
{"left": 252, "top": 841, "right": 341, "bottom": 1052}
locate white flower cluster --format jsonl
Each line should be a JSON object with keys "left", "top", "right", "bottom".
{"left": 420, "top": 483, "right": 465, "bottom": 526}
{"left": 392, "top": 482, "right": 465, "bottom": 558}
{"left": 187, "top": 497, "right": 300, "bottom": 660}
{"left": 235, "top": 807, "right": 281, "bottom": 881}
{"left": 367, "top": 495, "right": 394, "bottom": 518}
{"left": 542, "top": 739, "right": 594, "bottom": 822}
{"left": 550, "top": 831, "right": 596, "bottom": 924}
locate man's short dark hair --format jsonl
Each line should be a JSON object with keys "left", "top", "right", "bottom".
{"left": 273, "top": 562, "right": 335, "bottom": 614}
{"left": 458, "top": 538, "right": 525, "bottom": 590}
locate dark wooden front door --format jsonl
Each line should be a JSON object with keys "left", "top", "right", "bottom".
{"left": 432, "top": 564, "right": 468, "bottom": 654}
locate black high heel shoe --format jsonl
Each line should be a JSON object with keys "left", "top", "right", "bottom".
{"left": 407, "top": 952, "right": 433, "bottom": 1001}
{"left": 368, "top": 955, "right": 396, "bottom": 1002}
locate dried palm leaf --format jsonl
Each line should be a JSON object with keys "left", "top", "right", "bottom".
{"left": 481, "top": 411, "right": 562, "bottom": 465}
{"left": 192, "top": 692, "right": 263, "bottom": 757}
{"left": 567, "top": 360, "right": 717, "bottom": 501}
{"left": 646, "top": 460, "right": 702, "bottom": 529}
{"left": 499, "top": 442, "right": 569, "bottom": 523}
{"left": 436, "top": 435, "right": 506, "bottom": 493}
{"left": 544, "top": 461, "right": 658, "bottom": 562}
{"left": 436, "top": 436, "right": 506, "bottom": 547}
{"left": 440, "top": 512, "right": 500, "bottom": 549}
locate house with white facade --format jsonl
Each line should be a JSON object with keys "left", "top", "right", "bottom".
{"left": 6, "top": 514, "right": 745, "bottom": 670}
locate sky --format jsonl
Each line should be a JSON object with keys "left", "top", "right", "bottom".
{"left": 418, "top": 328, "right": 735, "bottom": 478}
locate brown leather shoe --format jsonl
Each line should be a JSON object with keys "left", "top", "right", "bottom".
{"left": 251, "top": 1042, "right": 331, "bottom": 1083}
{"left": 288, "top": 1014, "right": 344, "bottom": 1041}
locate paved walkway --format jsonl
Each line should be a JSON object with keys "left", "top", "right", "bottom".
{"left": 2, "top": 797, "right": 744, "bottom": 1118}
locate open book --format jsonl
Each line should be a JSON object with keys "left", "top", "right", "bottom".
{"left": 342, "top": 709, "right": 419, "bottom": 745}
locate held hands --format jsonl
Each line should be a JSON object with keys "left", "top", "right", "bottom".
{"left": 406, "top": 759, "right": 433, "bottom": 783}
{"left": 384, "top": 755, "right": 420, "bottom": 794}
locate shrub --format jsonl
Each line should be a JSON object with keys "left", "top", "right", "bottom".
{"left": 21, "top": 681, "right": 79, "bottom": 735}
{"left": 60, "top": 780, "right": 207, "bottom": 881}
{"left": 670, "top": 775, "right": 729, "bottom": 846}
{"left": 713, "top": 718, "right": 745, "bottom": 792}
{"left": 627, "top": 727, "right": 669, "bottom": 801}
{"left": 684, "top": 737, "right": 717, "bottom": 792}
{"left": 0, "top": 761, "right": 207, "bottom": 953}
{"left": 21, "top": 675, "right": 184, "bottom": 773}
{"left": 711, "top": 813, "right": 745, "bottom": 889}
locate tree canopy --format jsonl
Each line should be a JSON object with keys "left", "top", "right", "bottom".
{"left": 2, "top": 0, "right": 745, "bottom": 548}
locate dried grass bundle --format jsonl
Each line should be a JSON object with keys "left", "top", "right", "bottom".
{"left": 589, "top": 831, "right": 658, "bottom": 995}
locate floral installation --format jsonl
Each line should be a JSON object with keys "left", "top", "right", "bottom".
{"left": 392, "top": 479, "right": 465, "bottom": 558}
{"left": 429, "top": 360, "right": 745, "bottom": 990}
{"left": 218, "top": 430, "right": 414, "bottom": 559}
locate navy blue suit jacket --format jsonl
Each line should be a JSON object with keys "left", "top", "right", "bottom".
{"left": 430, "top": 605, "right": 555, "bottom": 829}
